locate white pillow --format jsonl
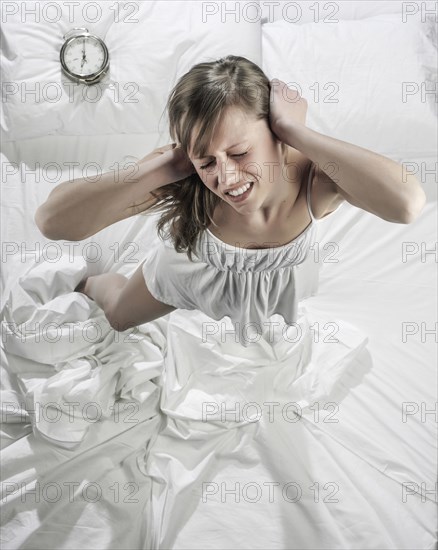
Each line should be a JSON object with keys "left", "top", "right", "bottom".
{"left": 262, "top": 12, "right": 437, "bottom": 158}
{"left": 1, "top": 0, "right": 261, "bottom": 141}
{"left": 260, "top": 0, "right": 438, "bottom": 24}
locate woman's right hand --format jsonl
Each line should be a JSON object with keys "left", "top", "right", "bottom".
{"left": 169, "top": 144, "right": 196, "bottom": 180}
{"left": 137, "top": 143, "right": 177, "bottom": 164}
{"left": 138, "top": 143, "right": 196, "bottom": 181}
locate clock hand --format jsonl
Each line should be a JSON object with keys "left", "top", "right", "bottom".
{"left": 81, "top": 38, "right": 88, "bottom": 69}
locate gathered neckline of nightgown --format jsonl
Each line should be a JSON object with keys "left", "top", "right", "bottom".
{"left": 204, "top": 219, "right": 314, "bottom": 252}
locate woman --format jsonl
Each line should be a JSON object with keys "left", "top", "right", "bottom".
{"left": 35, "top": 55, "right": 425, "bottom": 345}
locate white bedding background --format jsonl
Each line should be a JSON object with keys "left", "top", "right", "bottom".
{"left": 1, "top": 1, "right": 437, "bottom": 549}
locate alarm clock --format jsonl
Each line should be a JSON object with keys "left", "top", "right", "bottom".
{"left": 60, "top": 27, "right": 109, "bottom": 85}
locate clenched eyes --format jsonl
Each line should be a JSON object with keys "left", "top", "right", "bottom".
{"left": 200, "top": 151, "right": 248, "bottom": 170}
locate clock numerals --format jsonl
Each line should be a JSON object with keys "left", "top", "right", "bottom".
{"left": 61, "top": 32, "right": 109, "bottom": 84}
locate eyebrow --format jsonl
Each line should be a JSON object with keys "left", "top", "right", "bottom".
{"left": 194, "top": 141, "right": 247, "bottom": 160}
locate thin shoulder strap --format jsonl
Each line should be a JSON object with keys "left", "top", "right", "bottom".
{"left": 306, "top": 162, "right": 317, "bottom": 222}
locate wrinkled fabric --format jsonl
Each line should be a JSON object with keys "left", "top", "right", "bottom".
{"left": 1, "top": 254, "right": 167, "bottom": 449}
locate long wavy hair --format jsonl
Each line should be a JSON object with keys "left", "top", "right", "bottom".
{"left": 137, "top": 55, "right": 286, "bottom": 262}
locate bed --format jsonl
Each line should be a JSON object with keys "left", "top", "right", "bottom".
{"left": 1, "top": 1, "right": 437, "bottom": 548}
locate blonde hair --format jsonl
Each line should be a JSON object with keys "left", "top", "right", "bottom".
{"left": 138, "top": 55, "right": 286, "bottom": 262}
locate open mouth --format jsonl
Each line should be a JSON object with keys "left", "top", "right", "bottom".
{"left": 225, "top": 181, "right": 254, "bottom": 203}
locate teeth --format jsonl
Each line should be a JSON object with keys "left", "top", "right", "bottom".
{"left": 227, "top": 181, "right": 252, "bottom": 197}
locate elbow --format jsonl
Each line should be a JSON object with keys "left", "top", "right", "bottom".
{"left": 34, "top": 207, "right": 68, "bottom": 241}
{"left": 34, "top": 206, "right": 57, "bottom": 239}
{"left": 399, "top": 186, "right": 427, "bottom": 224}
{"left": 34, "top": 206, "right": 88, "bottom": 241}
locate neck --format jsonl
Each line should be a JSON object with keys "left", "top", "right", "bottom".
{"left": 214, "top": 149, "right": 303, "bottom": 228}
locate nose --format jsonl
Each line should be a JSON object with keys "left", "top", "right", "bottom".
{"left": 217, "top": 156, "right": 240, "bottom": 189}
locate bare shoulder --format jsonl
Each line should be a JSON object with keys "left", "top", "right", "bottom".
{"left": 286, "top": 146, "right": 345, "bottom": 219}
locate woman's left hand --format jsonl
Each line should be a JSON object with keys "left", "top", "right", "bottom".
{"left": 269, "top": 78, "right": 308, "bottom": 137}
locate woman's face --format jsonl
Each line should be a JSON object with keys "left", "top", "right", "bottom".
{"left": 188, "top": 105, "right": 289, "bottom": 215}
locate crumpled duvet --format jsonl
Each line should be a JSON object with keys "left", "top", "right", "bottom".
{"left": 4, "top": 250, "right": 434, "bottom": 550}
{"left": 1, "top": 253, "right": 168, "bottom": 449}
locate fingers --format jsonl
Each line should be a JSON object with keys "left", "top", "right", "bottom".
{"left": 155, "top": 143, "right": 181, "bottom": 155}
{"left": 138, "top": 143, "right": 176, "bottom": 164}
{"left": 155, "top": 144, "right": 173, "bottom": 153}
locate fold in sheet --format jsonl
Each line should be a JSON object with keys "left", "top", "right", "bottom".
{"left": 1, "top": 253, "right": 167, "bottom": 449}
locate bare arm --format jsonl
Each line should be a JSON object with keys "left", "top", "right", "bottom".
{"left": 34, "top": 144, "right": 194, "bottom": 241}
{"left": 275, "top": 121, "right": 426, "bottom": 223}
{"left": 269, "top": 79, "right": 426, "bottom": 224}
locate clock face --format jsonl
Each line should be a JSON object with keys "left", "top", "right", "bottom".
{"left": 63, "top": 36, "right": 106, "bottom": 76}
